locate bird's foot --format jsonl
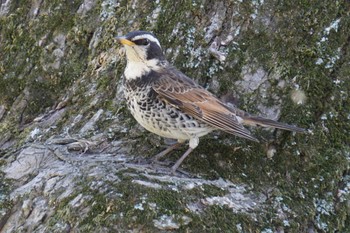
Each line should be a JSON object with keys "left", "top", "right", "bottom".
{"left": 153, "top": 142, "right": 183, "bottom": 161}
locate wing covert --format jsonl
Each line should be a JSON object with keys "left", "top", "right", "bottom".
{"left": 152, "top": 67, "right": 258, "bottom": 142}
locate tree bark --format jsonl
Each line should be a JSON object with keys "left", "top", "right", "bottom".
{"left": 1, "top": 0, "right": 349, "bottom": 232}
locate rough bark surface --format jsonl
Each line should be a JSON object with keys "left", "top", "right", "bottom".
{"left": 1, "top": 0, "right": 349, "bottom": 232}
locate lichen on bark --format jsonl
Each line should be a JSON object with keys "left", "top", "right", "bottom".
{"left": 0, "top": 0, "right": 349, "bottom": 232}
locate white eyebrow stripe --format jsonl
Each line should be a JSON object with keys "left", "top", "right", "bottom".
{"left": 132, "top": 34, "right": 161, "bottom": 48}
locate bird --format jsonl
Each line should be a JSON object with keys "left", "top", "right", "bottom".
{"left": 116, "top": 30, "right": 305, "bottom": 173}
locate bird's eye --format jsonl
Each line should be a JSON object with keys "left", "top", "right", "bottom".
{"left": 133, "top": 38, "right": 150, "bottom": 46}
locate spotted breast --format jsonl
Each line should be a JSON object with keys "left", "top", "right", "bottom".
{"left": 123, "top": 72, "right": 213, "bottom": 141}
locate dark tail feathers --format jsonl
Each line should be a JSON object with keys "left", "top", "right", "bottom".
{"left": 242, "top": 116, "right": 306, "bottom": 133}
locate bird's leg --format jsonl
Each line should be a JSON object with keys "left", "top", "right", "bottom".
{"left": 171, "top": 137, "right": 199, "bottom": 173}
{"left": 153, "top": 141, "right": 183, "bottom": 161}
{"left": 171, "top": 147, "right": 194, "bottom": 173}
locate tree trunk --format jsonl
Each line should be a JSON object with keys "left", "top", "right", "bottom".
{"left": 1, "top": 0, "right": 349, "bottom": 232}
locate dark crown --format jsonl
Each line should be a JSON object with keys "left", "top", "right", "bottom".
{"left": 125, "top": 30, "right": 156, "bottom": 40}
{"left": 126, "top": 30, "right": 165, "bottom": 61}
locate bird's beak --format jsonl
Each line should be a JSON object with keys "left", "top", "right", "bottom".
{"left": 116, "top": 36, "right": 135, "bottom": 46}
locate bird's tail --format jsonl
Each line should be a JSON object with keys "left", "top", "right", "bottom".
{"left": 242, "top": 116, "right": 306, "bottom": 133}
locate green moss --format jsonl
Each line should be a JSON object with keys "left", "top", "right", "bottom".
{"left": 0, "top": 0, "right": 88, "bottom": 117}
{"left": 45, "top": 171, "right": 256, "bottom": 231}
{"left": 0, "top": 174, "right": 13, "bottom": 224}
{"left": 1, "top": 0, "right": 349, "bottom": 231}
{"left": 49, "top": 177, "right": 179, "bottom": 231}
{"left": 190, "top": 206, "right": 258, "bottom": 232}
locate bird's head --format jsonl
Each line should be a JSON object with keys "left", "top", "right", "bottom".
{"left": 116, "top": 31, "right": 165, "bottom": 64}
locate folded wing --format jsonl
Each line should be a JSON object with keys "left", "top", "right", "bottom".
{"left": 152, "top": 67, "right": 259, "bottom": 142}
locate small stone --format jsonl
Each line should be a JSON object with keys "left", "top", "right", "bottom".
{"left": 291, "top": 89, "right": 307, "bottom": 105}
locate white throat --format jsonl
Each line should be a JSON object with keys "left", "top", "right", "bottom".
{"left": 122, "top": 45, "right": 163, "bottom": 80}
{"left": 124, "top": 59, "right": 160, "bottom": 80}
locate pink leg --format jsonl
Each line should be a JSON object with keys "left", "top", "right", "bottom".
{"left": 153, "top": 142, "right": 183, "bottom": 161}
{"left": 171, "top": 147, "right": 194, "bottom": 173}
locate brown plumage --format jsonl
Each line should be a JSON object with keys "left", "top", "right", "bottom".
{"left": 117, "top": 30, "right": 305, "bottom": 173}
{"left": 152, "top": 66, "right": 260, "bottom": 142}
